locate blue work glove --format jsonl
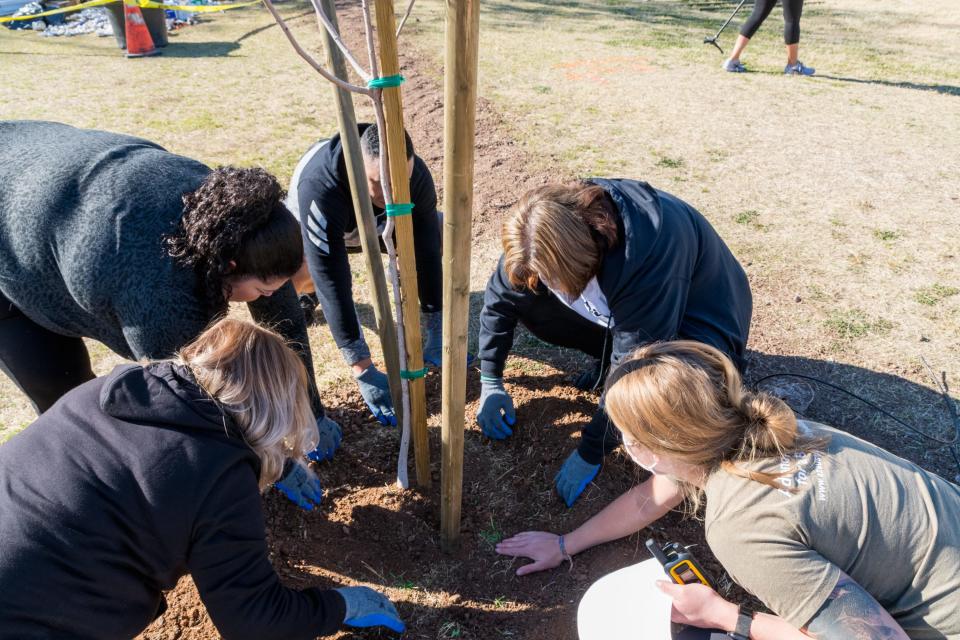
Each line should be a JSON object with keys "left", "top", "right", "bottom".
{"left": 335, "top": 586, "right": 405, "bottom": 634}
{"left": 477, "top": 375, "right": 516, "bottom": 439}
{"left": 306, "top": 415, "right": 342, "bottom": 463}
{"left": 275, "top": 462, "right": 323, "bottom": 511}
{"left": 355, "top": 365, "right": 397, "bottom": 426}
{"left": 554, "top": 450, "right": 601, "bottom": 507}
{"left": 422, "top": 311, "right": 476, "bottom": 367}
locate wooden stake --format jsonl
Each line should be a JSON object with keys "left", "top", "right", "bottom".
{"left": 317, "top": 0, "right": 404, "bottom": 426}
{"left": 373, "top": 0, "right": 430, "bottom": 487}
{"left": 440, "top": 0, "right": 480, "bottom": 550}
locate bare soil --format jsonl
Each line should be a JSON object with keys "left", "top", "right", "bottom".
{"left": 2, "top": 2, "right": 934, "bottom": 639}
{"left": 137, "top": 5, "right": 960, "bottom": 640}
{"left": 140, "top": 6, "right": 702, "bottom": 639}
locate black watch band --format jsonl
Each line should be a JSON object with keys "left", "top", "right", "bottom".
{"left": 727, "top": 610, "right": 753, "bottom": 640}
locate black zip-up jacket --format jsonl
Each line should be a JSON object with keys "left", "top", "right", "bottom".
{"left": 292, "top": 124, "right": 441, "bottom": 364}
{"left": 0, "top": 362, "right": 345, "bottom": 640}
{"left": 478, "top": 179, "right": 753, "bottom": 464}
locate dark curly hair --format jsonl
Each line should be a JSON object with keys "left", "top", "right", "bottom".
{"left": 166, "top": 166, "right": 303, "bottom": 313}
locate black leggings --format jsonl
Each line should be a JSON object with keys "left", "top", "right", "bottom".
{"left": 740, "top": 0, "right": 804, "bottom": 45}
{"left": 0, "top": 290, "right": 95, "bottom": 415}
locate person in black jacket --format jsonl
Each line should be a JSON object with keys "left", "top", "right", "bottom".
{"left": 0, "top": 121, "right": 335, "bottom": 511}
{"left": 286, "top": 123, "right": 443, "bottom": 427}
{"left": 476, "top": 180, "right": 752, "bottom": 507}
{"left": 0, "top": 317, "right": 405, "bottom": 640}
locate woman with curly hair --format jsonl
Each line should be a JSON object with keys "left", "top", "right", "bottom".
{"left": 0, "top": 317, "right": 405, "bottom": 639}
{"left": 0, "top": 121, "right": 336, "bottom": 509}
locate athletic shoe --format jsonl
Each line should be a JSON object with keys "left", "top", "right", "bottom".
{"left": 299, "top": 292, "right": 323, "bottom": 326}
{"left": 784, "top": 61, "right": 815, "bottom": 76}
{"left": 759, "top": 378, "right": 816, "bottom": 414}
{"left": 572, "top": 359, "right": 609, "bottom": 392}
{"left": 722, "top": 58, "right": 746, "bottom": 73}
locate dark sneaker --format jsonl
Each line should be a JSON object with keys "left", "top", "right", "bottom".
{"left": 573, "top": 360, "right": 609, "bottom": 392}
{"left": 299, "top": 293, "right": 322, "bottom": 326}
{"left": 722, "top": 58, "right": 746, "bottom": 73}
{"left": 784, "top": 61, "right": 815, "bottom": 76}
{"left": 760, "top": 378, "right": 816, "bottom": 414}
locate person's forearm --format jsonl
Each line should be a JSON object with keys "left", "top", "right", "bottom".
{"left": 709, "top": 601, "right": 811, "bottom": 640}
{"left": 564, "top": 475, "right": 683, "bottom": 555}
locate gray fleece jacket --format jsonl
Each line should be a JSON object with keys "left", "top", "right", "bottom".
{"left": 0, "top": 120, "right": 322, "bottom": 412}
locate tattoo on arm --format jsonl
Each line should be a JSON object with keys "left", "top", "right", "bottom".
{"left": 804, "top": 574, "right": 908, "bottom": 639}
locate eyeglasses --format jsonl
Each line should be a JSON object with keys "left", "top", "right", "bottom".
{"left": 622, "top": 434, "right": 658, "bottom": 470}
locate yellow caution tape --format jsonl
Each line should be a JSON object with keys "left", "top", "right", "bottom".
{"left": 1, "top": 0, "right": 257, "bottom": 22}
{"left": 137, "top": 0, "right": 258, "bottom": 11}
{"left": 1, "top": 0, "right": 114, "bottom": 22}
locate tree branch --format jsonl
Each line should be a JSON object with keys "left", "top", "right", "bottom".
{"left": 361, "top": 0, "right": 380, "bottom": 78}
{"left": 309, "top": 0, "right": 372, "bottom": 83}
{"left": 260, "top": 0, "right": 371, "bottom": 95}
{"left": 395, "top": 0, "right": 415, "bottom": 37}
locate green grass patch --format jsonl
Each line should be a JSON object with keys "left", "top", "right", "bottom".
{"left": 656, "top": 155, "right": 685, "bottom": 169}
{"left": 440, "top": 621, "right": 464, "bottom": 638}
{"left": 873, "top": 229, "right": 902, "bottom": 242}
{"left": 824, "top": 309, "right": 893, "bottom": 340}
{"left": 478, "top": 515, "right": 503, "bottom": 546}
{"left": 915, "top": 283, "right": 959, "bottom": 306}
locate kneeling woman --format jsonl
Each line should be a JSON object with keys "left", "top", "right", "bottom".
{"left": 477, "top": 179, "right": 752, "bottom": 506}
{"left": 499, "top": 342, "right": 960, "bottom": 639}
{"left": 0, "top": 318, "right": 404, "bottom": 639}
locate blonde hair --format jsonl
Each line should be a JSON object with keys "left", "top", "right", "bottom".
{"left": 604, "top": 341, "right": 827, "bottom": 510}
{"left": 502, "top": 182, "right": 618, "bottom": 298}
{"left": 176, "top": 317, "right": 318, "bottom": 489}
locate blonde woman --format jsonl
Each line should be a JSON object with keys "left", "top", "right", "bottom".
{"left": 498, "top": 341, "right": 960, "bottom": 639}
{"left": 477, "top": 179, "right": 752, "bottom": 506}
{"left": 0, "top": 318, "right": 404, "bottom": 639}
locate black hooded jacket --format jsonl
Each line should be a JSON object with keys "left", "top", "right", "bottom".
{"left": 0, "top": 362, "right": 345, "bottom": 640}
{"left": 478, "top": 179, "right": 753, "bottom": 464}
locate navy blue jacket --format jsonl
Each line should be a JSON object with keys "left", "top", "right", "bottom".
{"left": 0, "top": 363, "right": 345, "bottom": 640}
{"left": 293, "top": 124, "right": 441, "bottom": 363}
{"left": 478, "top": 179, "right": 753, "bottom": 463}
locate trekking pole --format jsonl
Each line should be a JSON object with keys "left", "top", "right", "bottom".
{"left": 703, "top": 0, "right": 748, "bottom": 54}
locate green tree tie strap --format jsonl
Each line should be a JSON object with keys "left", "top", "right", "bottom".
{"left": 400, "top": 367, "right": 428, "bottom": 379}
{"left": 368, "top": 74, "right": 405, "bottom": 89}
{"left": 386, "top": 203, "right": 414, "bottom": 217}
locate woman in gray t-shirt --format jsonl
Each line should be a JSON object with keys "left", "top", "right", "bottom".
{"left": 497, "top": 340, "right": 960, "bottom": 640}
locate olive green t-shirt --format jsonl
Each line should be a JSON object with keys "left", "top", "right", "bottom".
{"left": 704, "top": 421, "right": 960, "bottom": 639}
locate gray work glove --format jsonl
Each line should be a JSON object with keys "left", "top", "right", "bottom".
{"left": 477, "top": 375, "right": 516, "bottom": 439}
{"left": 306, "top": 415, "right": 342, "bottom": 462}
{"left": 355, "top": 365, "right": 397, "bottom": 426}
{"left": 335, "top": 586, "right": 405, "bottom": 633}
{"left": 275, "top": 462, "right": 323, "bottom": 511}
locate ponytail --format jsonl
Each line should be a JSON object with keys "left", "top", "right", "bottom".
{"left": 604, "top": 341, "right": 828, "bottom": 505}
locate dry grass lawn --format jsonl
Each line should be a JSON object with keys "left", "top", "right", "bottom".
{"left": 2, "top": 0, "right": 958, "bottom": 459}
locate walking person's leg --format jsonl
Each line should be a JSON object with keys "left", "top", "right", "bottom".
{"left": 783, "top": 0, "right": 814, "bottom": 75}
{"left": 0, "top": 292, "right": 95, "bottom": 415}
{"left": 724, "top": 0, "right": 776, "bottom": 71}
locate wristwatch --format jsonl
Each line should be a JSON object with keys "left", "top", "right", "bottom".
{"left": 727, "top": 607, "right": 754, "bottom": 640}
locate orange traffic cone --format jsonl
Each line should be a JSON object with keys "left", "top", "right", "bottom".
{"left": 123, "top": 0, "right": 159, "bottom": 58}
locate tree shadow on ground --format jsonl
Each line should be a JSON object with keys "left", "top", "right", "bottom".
{"left": 156, "top": 41, "right": 241, "bottom": 58}
{"left": 816, "top": 74, "right": 960, "bottom": 97}
{"left": 459, "top": 282, "right": 958, "bottom": 478}
{"left": 482, "top": 0, "right": 726, "bottom": 32}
